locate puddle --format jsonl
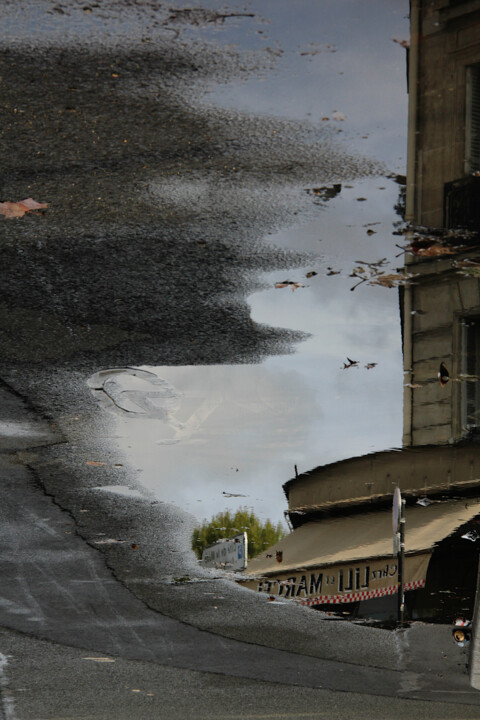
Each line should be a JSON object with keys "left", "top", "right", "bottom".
{"left": 87, "top": 177, "right": 405, "bottom": 525}
{"left": 77, "top": 0, "right": 480, "bottom": 633}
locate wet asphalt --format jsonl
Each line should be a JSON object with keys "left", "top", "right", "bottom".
{"left": 1, "top": 1, "right": 479, "bottom": 717}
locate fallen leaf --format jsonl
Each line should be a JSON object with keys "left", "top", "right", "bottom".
{"left": 275, "top": 281, "right": 305, "bottom": 291}
{"left": 405, "top": 383, "right": 423, "bottom": 389}
{"left": 86, "top": 461, "right": 107, "bottom": 467}
{"left": 369, "top": 273, "right": 410, "bottom": 288}
{"left": 366, "top": 229, "right": 376, "bottom": 235}
{"left": 0, "top": 198, "right": 48, "bottom": 219}
{"left": 365, "top": 363, "right": 377, "bottom": 370}
{"left": 413, "top": 244, "right": 455, "bottom": 257}
{"left": 300, "top": 44, "right": 336, "bottom": 56}
{"left": 166, "top": 8, "right": 255, "bottom": 25}
{"left": 222, "top": 491, "right": 248, "bottom": 497}
{"left": 326, "top": 267, "right": 341, "bottom": 276}
{"left": 305, "top": 271, "right": 317, "bottom": 278}
{"left": 343, "top": 357, "right": 359, "bottom": 369}
{"left": 310, "top": 184, "right": 341, "bottom": 200}
{"left": 131, "top": 544, "right": 139, "bottom": 550}
{"left": 392, "top": 37, "right": 410, "bottom": 48}
{"left": 83, "top": 657, "right": 115, "bottom": 662}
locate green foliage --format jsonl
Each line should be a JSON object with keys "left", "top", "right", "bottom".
{"left": 191, "top": 507, "right": 286, "bottom": 560}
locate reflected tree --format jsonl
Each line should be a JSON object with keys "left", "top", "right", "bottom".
{"left": 192, "top": 507, "right": 286, "bottom": 560}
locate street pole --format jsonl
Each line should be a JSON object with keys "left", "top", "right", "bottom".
{"left": 398, "top": 498, "right": 406, "bottom": 625}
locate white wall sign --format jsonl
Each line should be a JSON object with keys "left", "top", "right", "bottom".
{"left": 201, "top": 532, "right": 248, "bottom": 571}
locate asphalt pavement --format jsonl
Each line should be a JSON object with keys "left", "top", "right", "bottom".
{"left": 1, "top": 1, "right": 480, "bottom": 717}
{"left": 0, "top": 379, "right": 479, "bottom": 718}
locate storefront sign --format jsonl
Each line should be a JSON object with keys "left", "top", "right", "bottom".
{"left": 239, "top": 553, "right": 430, "bottom": 605}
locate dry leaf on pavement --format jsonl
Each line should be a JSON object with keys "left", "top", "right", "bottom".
{"left": 0, "top": 198, "right": 48, "bottom": 219}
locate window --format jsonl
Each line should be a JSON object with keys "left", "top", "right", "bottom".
{"left": 462, "top": 317, "right": 480, "bottom": 432}
{"left": 465, "top": 64, "right": 480, "bottom": 174}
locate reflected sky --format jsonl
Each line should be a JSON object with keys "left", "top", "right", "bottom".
{"left": 90, "top": 1, "right": 408, "bottom": 526}
{"left": 198, "top": 0, "right": 409, "bottom": 166}
{"left": 112, "top": 177, "right": 403, "bottom": 524}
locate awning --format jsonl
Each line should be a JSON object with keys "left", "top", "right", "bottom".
{"left": 248, "top": 499, "right": 480, "bottom": 575}
{"left": 239, "top": 499, "right": 480, "bottom": 605}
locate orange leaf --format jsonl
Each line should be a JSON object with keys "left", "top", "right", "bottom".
{"left": 0, "top": 202, "right": 28, "bottom": 218}
{"left": 416, "top": 245, "right": 455, "bottom": 257}
{"left": 18, "top": 197, "right": 49, "bottom": 210}
{"left": 370, "top": 273, "right": 409, "bottom": 288}
{"left": 86, "top": 461, "right": 107, "bottom": 467}
{"left": 0, "top": 198, "right": 48, "bottom": 219}
{"left": 274, "top": 281, "right": 305, "bottom": 291}
{"left": 407, "top": 242, "right": 455, "bottom": 257}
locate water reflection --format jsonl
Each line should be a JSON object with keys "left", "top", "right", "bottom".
{"left": 243, "top": 3, "right": 480, "bottom": 629}
{"left": 79, "top": 0, "right": 480, "bottom": 631}
{"left": 244, "top": 454, "right": 480, "bottom": 624}
{"left": 88, "top": 179, "right": 405, "bottom": 524}
{"left": 85, "top": 3, "right": 407, "bottom": 578}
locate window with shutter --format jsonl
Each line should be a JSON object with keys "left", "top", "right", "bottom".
{"left": 466, "top": 64, "right": 480, "bottom": 174}
{"left": 462, "top": 317, "right": 480, "bottom": 433}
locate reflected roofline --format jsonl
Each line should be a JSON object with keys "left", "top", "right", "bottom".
{"left": 284, "top": 440, "right": 480, "bottom": 526}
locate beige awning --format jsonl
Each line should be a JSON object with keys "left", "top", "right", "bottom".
{"left": 247, "top": 498, "right": 480, "bottom": 576}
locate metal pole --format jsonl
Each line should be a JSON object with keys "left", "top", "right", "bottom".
{"left": 398, "top": 499, "right": 406, "bottom": 624}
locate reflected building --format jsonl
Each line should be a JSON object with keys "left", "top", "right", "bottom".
{"left": 404, "top": 0, "right": 480, "bottom": 444}
{"left": 242, "top": 0, "right": 480, "bottom": 624}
